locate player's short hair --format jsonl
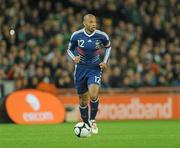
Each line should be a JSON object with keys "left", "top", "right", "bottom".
{"left": 83, "top": 14, "right": 96, "bottom": 21}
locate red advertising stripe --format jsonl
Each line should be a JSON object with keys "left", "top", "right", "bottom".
{"left": 59, "top": 94, "right": 180, "bottom": 121}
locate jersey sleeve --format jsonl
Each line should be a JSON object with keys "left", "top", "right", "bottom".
{"left": 101, "top": 32, "right": 111, "bottom": 63}
{"left": 101, "top": 32, "right": 111, "bottom": 48}
{"left": 67, "top": 33, "right": 77, "bottom": 61}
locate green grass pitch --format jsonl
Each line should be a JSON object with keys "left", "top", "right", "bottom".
{"left": 0, "top": 120, "right": 180, "bottom": 148}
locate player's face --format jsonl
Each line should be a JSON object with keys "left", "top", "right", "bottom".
{"left": 84, "top": 17, "right": 96, "bottom": 32}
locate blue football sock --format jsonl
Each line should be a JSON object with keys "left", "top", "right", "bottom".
{"left": 90, "top": 98, "right": 99, "bottom": 120}
{"left": 79, "top": 105, "right": 90, "bottom": 126}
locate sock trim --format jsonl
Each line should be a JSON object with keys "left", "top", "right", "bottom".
{"left": 79, "top": 105, "right": 88, "bottom": 109}
{"left": 90, "top": 97, "right": 99, "bottom": 103}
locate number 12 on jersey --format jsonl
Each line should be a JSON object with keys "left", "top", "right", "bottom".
{"left": 78, "top": 40, "right": 84, "bottom": 47}
{"left": 95, "top": 76, "right": 101, "bottom": 84}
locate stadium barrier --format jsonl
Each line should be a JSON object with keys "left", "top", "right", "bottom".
{"left": 0, "top": 83, "right": 4, "bottom": 99}
{"left": 3, "top": 89, "right": 65, "bottom": 124}
{"left": 59, "top": 93, "right": 180, "bottom": 121}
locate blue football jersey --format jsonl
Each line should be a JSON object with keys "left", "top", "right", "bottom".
{"left": 67, "top": 28, "right": 111, "bottom": 67}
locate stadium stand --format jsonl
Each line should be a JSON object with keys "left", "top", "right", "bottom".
{"left": 0, "top": 0, "right": 179, "bottom": 91}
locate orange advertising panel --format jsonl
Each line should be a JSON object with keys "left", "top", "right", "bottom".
{"left": 6, "top": 89, "right": 65, "bottom": 124}
{"left": 59, "top": 94, "right": 180, "bottom": 121}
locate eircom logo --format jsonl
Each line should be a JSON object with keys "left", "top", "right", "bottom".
{"left": 23, "top": 94, "right": 54, "bottom": 122}
{"left": 6, "top": 89, "right": 65, "bottom": 124}
{"left": 25, "top": 94, "right": 40, "bottom": 111}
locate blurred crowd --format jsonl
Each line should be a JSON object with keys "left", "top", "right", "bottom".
{"left": 0, "top": 0, "right": 179, "bottom": 90}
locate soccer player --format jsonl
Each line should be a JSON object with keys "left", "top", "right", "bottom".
{"left": 67, "top": 14, "right": 111, "bottom": 134}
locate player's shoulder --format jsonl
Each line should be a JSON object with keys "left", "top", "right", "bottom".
{"left": 95, "top": 30, "right": 109, "bottom": 39}
{"left": 70, "top": 28, "right": 84, "bottom": 39}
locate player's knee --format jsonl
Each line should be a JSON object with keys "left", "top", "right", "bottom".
{"left": 79, "top": 100, "right": 88, "bottom": 107}
{"left": 90, "top": 95, "right": 98, "bottom": 101}
{"left": 79, "top": 94, "right": 88, "bottom": 107}
{"left": 88, "top": 84, "right": 99, "bottom": 100}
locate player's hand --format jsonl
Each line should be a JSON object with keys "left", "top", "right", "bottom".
{"left": 74, "top": 55, "right": 81, "bottom": 63}
{"left": 99, "top": 62, "right": 107, "bottom": 70}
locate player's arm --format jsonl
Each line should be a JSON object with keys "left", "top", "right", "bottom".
{"left": 99, "top": 32, "right": 111, "bottom": 69}
{"left": 67, "top": 34, "right": 80, "bottom": 64}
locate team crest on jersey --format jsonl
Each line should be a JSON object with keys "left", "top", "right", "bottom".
{"left": 95, "top": 40, "right": 100, "bottom": 49}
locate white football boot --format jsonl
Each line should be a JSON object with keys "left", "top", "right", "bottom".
{"left": 90, "top": 120, "right": 98, "bottom": 134}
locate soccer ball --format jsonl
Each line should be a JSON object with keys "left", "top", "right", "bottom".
{"left": 74, "top": 122, "right": 91, "bottom": 138}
